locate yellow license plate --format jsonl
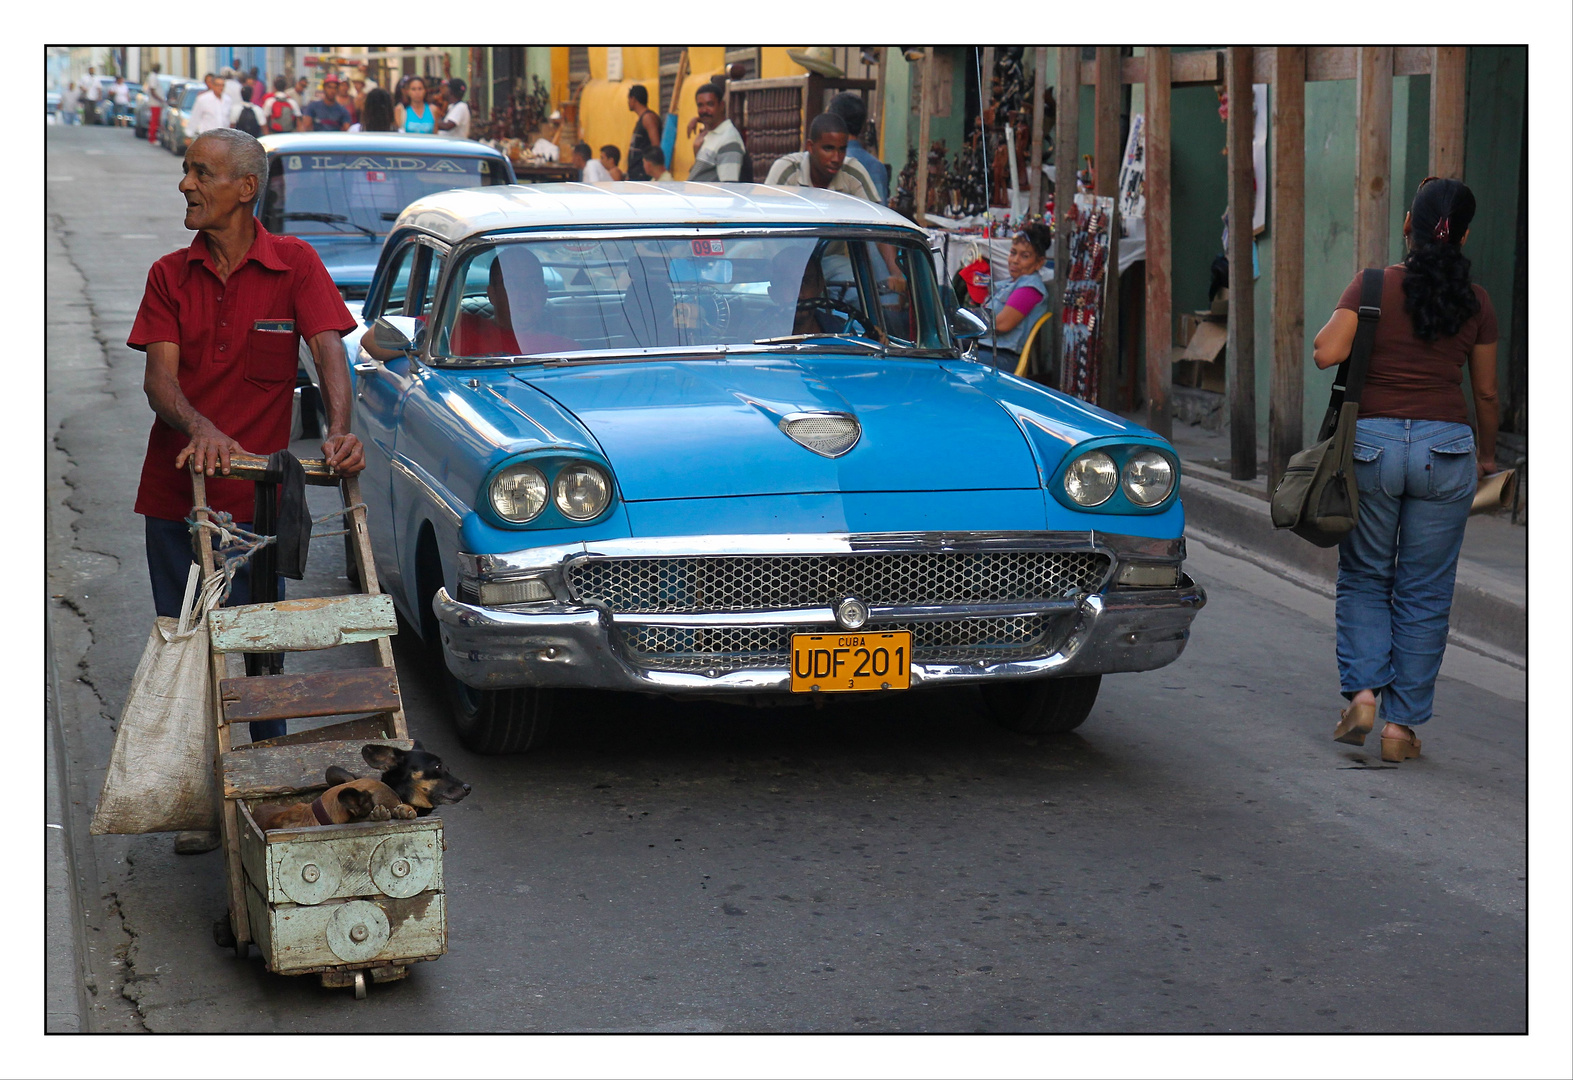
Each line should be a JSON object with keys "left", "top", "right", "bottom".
{"left": 789, "top": 631, "right": 912, "bottom": 693}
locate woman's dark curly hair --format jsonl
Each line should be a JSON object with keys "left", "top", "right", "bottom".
{"left": 1015, "top": 222, "right": 1053, "bottom": 260}
{"left": 359, "top": 88, "right": 395, "bottom": 132}
{"left": 1402, "top": 177, "right": 1479, "bottom": 341}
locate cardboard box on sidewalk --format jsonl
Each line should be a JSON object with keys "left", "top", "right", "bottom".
{"left": 1175, "top": 311, "right": 1227, "bottom": 394}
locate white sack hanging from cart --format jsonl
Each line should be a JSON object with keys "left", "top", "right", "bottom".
{"left": 90, "top": 564, "right": 224, "bottom": 835}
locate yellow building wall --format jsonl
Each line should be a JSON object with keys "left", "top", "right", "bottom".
{"left": 760, "top": 48, "right": 807, "bottom": 80}
{"left": 576, "top": 48, "right": 662, "bottom": 169}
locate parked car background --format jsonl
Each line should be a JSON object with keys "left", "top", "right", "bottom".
{"left": 342, "top": 183, "right": 1206, "bottom": 754}
{"left": 253, "top": 132, "right": 517, "bottom": 440}
{"left": 160, "top": 80, "right": 200, "bottom": 153}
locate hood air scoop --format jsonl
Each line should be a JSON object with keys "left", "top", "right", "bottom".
{"left": 779, "top": 412, "right": 861, "bottom": 458}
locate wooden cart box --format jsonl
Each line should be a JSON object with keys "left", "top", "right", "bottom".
{"left": 238, "top": 800, "right": 446, "bottom": 977}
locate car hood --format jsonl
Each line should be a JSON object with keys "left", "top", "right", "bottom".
{"left": 300, "top": 234, "right": 384, "bottom": 288}
{"left": 510, "top": 355, "right": 1046, "bottom": 501}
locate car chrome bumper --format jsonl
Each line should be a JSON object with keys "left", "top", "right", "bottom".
{"left": 433, "top": 530, "right": 1206, "bottom": 695}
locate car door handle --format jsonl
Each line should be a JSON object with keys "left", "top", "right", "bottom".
{"left": 354, "top": 362, "right": 380, "bottom": 373}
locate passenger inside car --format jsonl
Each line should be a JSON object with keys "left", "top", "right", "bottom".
{"left": 451, "top": 246, "right": 578, "bottom": 356}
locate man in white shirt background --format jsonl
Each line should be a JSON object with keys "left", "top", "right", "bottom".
{"left": 189, "top": 73, "right": 228, "bottom": 137}
{"left": 574, "top": 142, "right": 613, "bottom": 182}
{"left": 438, "top": 78, "right": 471, "bottom": 139}
{"left": 82, "top": 67, "right": 101, "bottom": 125}
{"left": 112, "top": 76, "right": 131, "bottom": 126}
{"left": 221, "top": 67, "right": 243, "bottom": 115}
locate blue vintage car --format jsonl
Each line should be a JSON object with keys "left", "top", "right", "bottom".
{"left": 344, "top": 183, "right": 1205, "bottom": 753}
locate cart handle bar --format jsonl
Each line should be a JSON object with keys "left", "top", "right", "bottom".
{"left": 191, "top": 454, "right": 347, "bottom": 487}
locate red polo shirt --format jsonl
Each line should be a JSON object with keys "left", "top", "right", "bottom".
{"left": 128, "top": 221, "right": 356, "bottom": 520}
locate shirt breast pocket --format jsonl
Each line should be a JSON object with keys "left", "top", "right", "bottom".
{"left": 246, "top": 323, "right": 299, "bottom": 387}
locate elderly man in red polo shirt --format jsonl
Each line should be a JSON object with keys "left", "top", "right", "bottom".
{"left": 128, "top": 128, "right": 363, "bottom": 850}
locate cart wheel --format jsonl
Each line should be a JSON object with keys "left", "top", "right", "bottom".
{"left": 213, "top": 915, "right": 235, "bottom": 949}
{"left": 353, "top": 971, "right": 368, "bottom": 1000}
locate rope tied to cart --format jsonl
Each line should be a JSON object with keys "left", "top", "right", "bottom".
{"left": 185, "top": 502, "right": 366, "bottom": 603}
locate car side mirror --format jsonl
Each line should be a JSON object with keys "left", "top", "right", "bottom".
{"left": 372, "top": 315, "right": 424, "bottom": 355}
{"left": 949, "top": 307, "right": 987, "bottom": 359}
{"left": 949, "top": 307, "right": 988, "bottom": 342}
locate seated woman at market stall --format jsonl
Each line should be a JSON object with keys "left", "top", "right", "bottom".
{"left": 974, "top": 223, "right": 1052, "bottom": 371}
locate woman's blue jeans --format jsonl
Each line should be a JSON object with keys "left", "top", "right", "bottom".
{"left": 1336, "top": 419, "right": 1476, "bottom": 726}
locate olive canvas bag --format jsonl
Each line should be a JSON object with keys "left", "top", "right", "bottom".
{"left": 1270, "top": 268, "right": 1384, "bottom": 547}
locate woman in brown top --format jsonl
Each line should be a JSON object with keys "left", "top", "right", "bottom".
{"left": 1310, "top": 178, "right": 1498, "bottom": 763}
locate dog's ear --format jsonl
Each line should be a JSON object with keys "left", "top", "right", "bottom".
{"left": 361, "top": 743, "right": 405, "bottom": 771}
{"left": 325, "top": 765, "right": 357, "bottom": 786}
{"left": 339, "top": 787, "right": 376, "bottom": 821}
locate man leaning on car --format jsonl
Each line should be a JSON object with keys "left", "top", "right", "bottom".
{"left": 126, "top": 128, "right": 364, "bottom": 851}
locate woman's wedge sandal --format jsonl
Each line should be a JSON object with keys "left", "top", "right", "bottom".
{"left": 1380, "top": 727, "right": 1423, "bottom": 762}
{"left": 1334, "top": 702, "right": 1376, "bottom": 746}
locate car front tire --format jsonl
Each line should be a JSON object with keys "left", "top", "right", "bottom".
{"left": 982, "top": 674, "right": 1102, "bottom": 735}
{"left": 444, "top": 676, "right": 556, "bottom": 754}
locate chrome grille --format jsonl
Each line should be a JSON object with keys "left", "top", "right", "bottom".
{"left": 621, "top": 616, "right": 1068, "bottom": 673}
{"left": 568, "top": 551, "right": 1110, "bottom": 613}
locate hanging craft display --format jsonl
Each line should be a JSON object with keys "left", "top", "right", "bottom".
{"left": 1117, "top": 113, "right": 1146, "bottom": 227}
{"left": 1058, "top": 194, "right": 1114, "bottom": 404}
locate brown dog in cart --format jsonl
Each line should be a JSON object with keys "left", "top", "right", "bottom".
{"left": 192, "top": 454, "right": 447, "bottom": 999}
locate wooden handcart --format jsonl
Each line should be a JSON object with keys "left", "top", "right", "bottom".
{"left": 192, "top": 455, "right": 446, "bottom": 999}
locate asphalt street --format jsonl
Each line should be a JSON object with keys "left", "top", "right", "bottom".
{"left": 45, "top": 121, "right": 1534, "bottom": 1047}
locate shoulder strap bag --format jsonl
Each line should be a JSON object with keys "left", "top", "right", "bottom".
{"left": 1269, "top": 267, "right": 1384, "bottom": 547}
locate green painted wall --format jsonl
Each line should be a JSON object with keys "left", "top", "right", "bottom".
{"left": 1462, "top": 46, "right": 1526, "bottom": 404}
{"left": 880, "top": 48, "right": 989, "bottom": 193}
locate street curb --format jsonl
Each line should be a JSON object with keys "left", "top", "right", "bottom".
{"left": 1180, "top": 466, "right": 1527, "bottom": 662}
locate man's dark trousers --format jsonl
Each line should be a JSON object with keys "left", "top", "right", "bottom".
{"left": 144, "top": 515, "right": 285, "bottom": 742}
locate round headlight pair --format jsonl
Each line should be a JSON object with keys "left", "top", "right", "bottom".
{"left": 490, "top": 462, "right": 611, "bottom": 523}
{"left": 1063, "top": 449, "right": 1175, "bottom": 508}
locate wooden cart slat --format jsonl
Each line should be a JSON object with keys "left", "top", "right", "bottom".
{"left": 244, "top": 713, "right": 401, "bottom": 749}
{"left": 223, "top": 739, "right": 415, "bottom": 799}
{"left": 208, "top": 594, "right": 397, "bottom": 653}
{"left": 220, "top": 668, "right": 403, "bottom": 724}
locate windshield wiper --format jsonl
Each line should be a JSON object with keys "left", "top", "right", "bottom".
{"left": 752, "top": 333, "right": 883, "bottom": 352}
{"left": 283, "top": 212, "right": 379, "bottom": 239}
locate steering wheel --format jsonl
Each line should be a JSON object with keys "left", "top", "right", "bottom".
{"left": 795, "top": 296, "right": 878, "bottom": 338}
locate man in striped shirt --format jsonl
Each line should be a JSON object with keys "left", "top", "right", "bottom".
{"left": 685, "top": 80, "right": 747, "bottom": 182}
{"left": 765, "top": 112, "right": 904, "bottom": 298}
{"left": 764, "top": 112, "right": 880, "bottom": 201}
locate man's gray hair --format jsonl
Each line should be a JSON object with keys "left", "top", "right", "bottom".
{"left": 191, "top": 128, "right": 268, "bottom": 202}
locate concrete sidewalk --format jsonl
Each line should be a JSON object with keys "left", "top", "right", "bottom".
{"left": 1153, "top": 416, "right": 1527, "bottom": 663}
{"left": 47, "top": 605, "right": 87, "bottom": 1033}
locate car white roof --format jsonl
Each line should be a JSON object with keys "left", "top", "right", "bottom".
{"left": 393, "top": 182, "right": 921, "bottom": 245}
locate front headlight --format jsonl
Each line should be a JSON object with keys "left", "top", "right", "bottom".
{"left": 1122, "top": 450, "right": 1175, "bottom": 507}
{"left": 490, "top": 463, "right": 548, "bottom": 523}
{"left": 554, "top": 463, "right": 611, "bottom": 520}
{"left": 1064, "top": 451, "right": 1119, "bottom": 506}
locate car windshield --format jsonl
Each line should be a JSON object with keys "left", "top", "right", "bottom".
{"left": 179, "top": 85, "right": 199, "bottom": 109}
{"left": 260, "top": 152, "right": 509, "bottom": 239}
{"left": 433, "top": 233, "right": 951, "bottom": 362}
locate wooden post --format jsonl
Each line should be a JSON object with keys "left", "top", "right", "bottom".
{"left": 1355, "top": 47, "right": 1394, "bottom": 272}
{"left": 1028, "top": 47, "right": 1048, "bottom": 221}
{"left": 915, "top": 49, "right": 933, "bottom": 226}
{"left": 1095, "top": 47, "right": 1121, "bottom": 409}
{"left": 1269, "top": 48, "right": 1306, "bottom": 488}
{"left": 1225, "top": 47, "right": 1257, "bottom": 481}
{"left": 1429, "top": 46, "right": 1467, "bottom": 180}
{"left": 1143, "top": 47, "right": 1172, "bottom": 439}
{"left": 1051, "top": 47, "right": 1080, "bottom": 385}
